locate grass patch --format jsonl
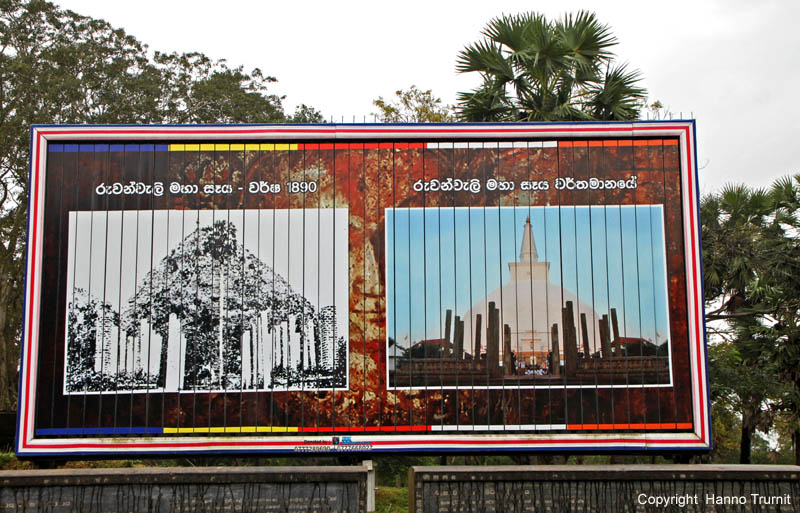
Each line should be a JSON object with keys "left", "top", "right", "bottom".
{"left": 375, "top": 486, "right": 408, "bottom": 513}
{"left": 0, "top": 452, "right": 35, "bottom": 470}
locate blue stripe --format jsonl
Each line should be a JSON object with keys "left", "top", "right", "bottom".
{"left": 110, "top": 144, "right": 125, "bottom": 152}
{"left": 36, "top": 427, "right": 163, "bottom": 436}
{"left": 140, "top": 144, "right": 154, "bottom": 152}
{"left": 49, "top": 144, "right": 64, "bottom": 152}
{"left": 155, "top": 144, "right": 169, "bottom": 152}
{"left": 79, "top": 144, "right": 94, "bottom": 152}
{"left": 692, "top": 120, "right": 713, "bottom": 450}
{"left": 64, "top": 144, "right": 79, "bottom": 152}
{"left": 124, "top": 144, "right": 139, "bottom": 152}
{"left": 95, "top": 144, "right": 109, "bottom": 152}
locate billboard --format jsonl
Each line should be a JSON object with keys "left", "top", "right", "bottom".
{"left": 17, "top": 122, "right": 709, "bottom": 455}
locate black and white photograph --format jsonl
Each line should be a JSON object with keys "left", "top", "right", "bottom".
{"left": 63, "top": 208, "right": 349, "bottom": 394}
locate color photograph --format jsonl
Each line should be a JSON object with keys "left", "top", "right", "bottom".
{"left": 386, "top": 205, "right": 671, "bottom": 388}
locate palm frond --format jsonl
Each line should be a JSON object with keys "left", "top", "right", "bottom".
{"left": 456, "top": 40, "right": 515, "bottom": 83}
{"left": 559, "top": 11, "right": 617, "bottom": 66}
{"left": 482, "top": 13, "right": 540, "bottom": 54}
{"left": 584, "top": 62, "right": 646, "bottom": 120}
{"left": 521, "top": 22, "right": 571, "bottom": 86}
{"left": 719, "top": 183, "right": 770, "bottom": 221}
{"left": 770, "top": 174, "right": 800, "bottom": 210}
{"left": 456, "top": 82, "right": 514, "bottom": 122}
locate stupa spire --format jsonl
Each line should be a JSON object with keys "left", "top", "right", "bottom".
{"left": 519, "top": 216, "right": 538, "bottom": 262}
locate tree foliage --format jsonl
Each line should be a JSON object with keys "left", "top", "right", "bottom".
{"left": 0, "top": 0, "right": 322, "bottom": 410}
{"left": 702, "top": 174, "right": 800, "bottom": 464}
{"left": 373, "top": 85, "right": 455, "bottom": 123}
{"left": 456, "top": 11, "right": 646, "bottom": 122}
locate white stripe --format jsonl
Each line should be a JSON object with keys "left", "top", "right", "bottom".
{"left": 430, "top": 425, "right": 567, "bottom": 431}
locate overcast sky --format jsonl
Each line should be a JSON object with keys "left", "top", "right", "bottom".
{"left": 56, "top": 0, "right": 799, "bottom": 191}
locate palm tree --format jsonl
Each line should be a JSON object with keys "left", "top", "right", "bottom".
{"left": 456, "top": 11, "right": 646, "bottom": 122}
{"left": 701, "top": 175, "right": 800, "bottom": 464}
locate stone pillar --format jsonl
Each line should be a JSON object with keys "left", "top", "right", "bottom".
{"left": 550, "top": 324, "right": 560, "bottom": 376}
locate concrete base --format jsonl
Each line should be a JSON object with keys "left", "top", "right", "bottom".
{"left": 1, "top": 465, "right": 368, "bottom": 513}
{"left": 410, "top": 465, "right": 800, "bottom": 513}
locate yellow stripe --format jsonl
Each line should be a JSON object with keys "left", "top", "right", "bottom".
{"left": 165, "top": 143, "right": 300, "bottom": 152}
{"left": 162, "top": 426, "right": 299, "bottom": 434}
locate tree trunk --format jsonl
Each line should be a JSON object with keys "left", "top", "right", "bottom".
{"left": 740, "top": 412, "right": 754, "bottom": 464}
{"left": 0, "top": 206, "right": 24, "bottom": 411}
{"left": 794, "top": 428, "right": 800, "bottom": 466}
{"left": 0, "top": 284, "right": 11, "bottom": 411}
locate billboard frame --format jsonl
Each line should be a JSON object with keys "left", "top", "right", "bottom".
{"left": 17, "top": 121, "right": 709, "bottom": 456}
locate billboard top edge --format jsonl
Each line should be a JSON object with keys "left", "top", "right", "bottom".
{"left": 30, "top": 120, "right": 694, "bottom": 135}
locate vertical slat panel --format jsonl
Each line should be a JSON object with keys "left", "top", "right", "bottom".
{"left": 29, "top": 127, "right": 698, "bottom": 452}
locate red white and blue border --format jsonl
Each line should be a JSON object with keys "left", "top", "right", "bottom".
{"left": 17, "top": 122, "right": 710, "bottom": 456}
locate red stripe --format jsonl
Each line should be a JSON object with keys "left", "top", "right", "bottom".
{"left": 39, "top": 124, "right": 685, "bottom": 139}
{"left": 567, "top": 423, "right": 694, "bottom": 431}
{"left": 26, "top": 436, "right": 706, "bottom": 451}
{"left": 685, "top": 126, "right": 707, "bottom": 443}
{"left": 22, "top": 132, "right": 43, "bottom": 448}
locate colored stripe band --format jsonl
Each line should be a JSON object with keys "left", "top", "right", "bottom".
{"left": 567, "top": 423, "right": 693, "bottom": 430}
{"left": 163, "top": 427, "right": 299, "bottom": 434}
{"left": 37, "top": 427, "right": 163, "bottom": 435}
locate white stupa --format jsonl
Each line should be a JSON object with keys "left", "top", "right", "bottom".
{"left": 461, "top": 217, "right": 600, "bottom": 366}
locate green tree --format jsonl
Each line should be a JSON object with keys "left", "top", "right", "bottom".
{"left": 707, "top": 328, "right": 787, "bottom": 463}
{"left": 701, "top": 175, "right": 800, "bottom": 464}
{"left": 0, "top": 0, "right": 321, "bottom": 410}
{"left": 373, "top": 85, "right": 455, "bottom": 123}
{"left": 456, "top": 11, "right": 646, "bottom": 122}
